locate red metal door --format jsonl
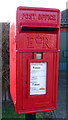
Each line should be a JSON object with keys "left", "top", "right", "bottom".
{"left": 22, "top": 53, "right": 54, "bottom": 110}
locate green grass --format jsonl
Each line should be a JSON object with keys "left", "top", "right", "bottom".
{"left": 36, "top": 112, "right": 43, "bottom": 118}
{"left": 2, "top": 102, "right": 25, "bottom": 118}
{"left": 2, "top": 102, "right": 43, "bottom": 119}
{"left": 0, "top": 108, "right": 2, "bottom": 119}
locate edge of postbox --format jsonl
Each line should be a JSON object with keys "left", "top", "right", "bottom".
{"left": 16, "top": 6, "right": 60, "bottom": 29}
{"left": 15, "top": 106, "right": 57, "bottom": 114}
{"left": 17, "top": 6, "right": 60, "bottom": 13}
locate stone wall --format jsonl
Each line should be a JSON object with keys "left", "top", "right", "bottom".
{"left": 1, "top": 23, "right": 10, "bottom": 101}
{"left": 0, "top": 23, "right": 2, "bottom": 119}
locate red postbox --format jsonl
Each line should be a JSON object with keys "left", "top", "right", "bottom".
{"left": 10, "top": 6, "right": 60, "bottom": 114}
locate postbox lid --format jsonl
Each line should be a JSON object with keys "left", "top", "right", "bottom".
{"left": 16, "top": 6, "right": 60, "bottom": 28}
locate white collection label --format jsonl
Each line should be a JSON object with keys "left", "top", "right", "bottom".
{"left": 30, "top": 62, "right": 47, "bottom": 95}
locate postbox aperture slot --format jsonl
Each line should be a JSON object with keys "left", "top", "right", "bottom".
{"left": 21, "top": 26, "right": 57, "bottom": 32}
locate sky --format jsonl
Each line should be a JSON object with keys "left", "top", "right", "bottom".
{"left": 0, "top": 0, "right": 67, "bottom": 22}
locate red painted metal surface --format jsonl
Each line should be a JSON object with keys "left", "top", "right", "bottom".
{"left": 10, "top": 6, "right": 60, "bottom": 114}
{"left": 10, "top": 24, "right": 16, "bottom": 105}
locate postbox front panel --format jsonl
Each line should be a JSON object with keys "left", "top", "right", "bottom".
{"left": 15, "top": 7, "right": 60, "bottom": 114}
